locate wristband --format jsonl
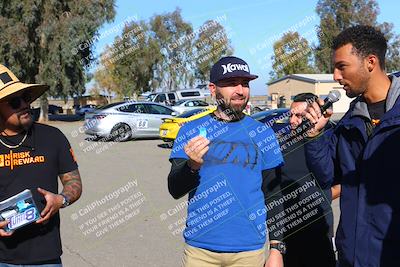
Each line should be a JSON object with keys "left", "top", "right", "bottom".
{"left": 186, "top": 161, "right": 199, "bottom": 174}
{"left": 270, "top": 241, "right": 286, "bottom": 254}
{"left": 60, "top": 193, "right": 70, "bottom": 208}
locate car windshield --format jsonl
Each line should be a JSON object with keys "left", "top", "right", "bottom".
{"left": 98, "top": 102, "right": 124, "bottom": 110}
{"left": 177, "top": 108, "right": 207, "bottom": 118}
{"left": 174, "top": 100, "right": 186, "bottom": 106}
{"left": 146, "top": 94, "right": 157, "bottom": 101}
{"left": 251, "top": 108, "right": 289, "bottom": 120}
{"left": 251, "top": 108, "right": 290, "bottom": 123}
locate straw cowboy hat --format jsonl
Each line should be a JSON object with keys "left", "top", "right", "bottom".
{"left": 0, "top": 64, "right": 49, "bottom": 103}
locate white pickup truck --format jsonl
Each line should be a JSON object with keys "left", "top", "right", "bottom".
{"left": 146, "top": 89, "right": 208, "bottom": 105}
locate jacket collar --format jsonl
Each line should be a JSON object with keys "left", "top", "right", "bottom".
{"left": 334, "top": 74, "right": 400, "bottom": 141}
{"left": 351, "top": 97, "right": 369, "bottom": 120}
{"left": 386, "top": 74, "right": 400, "bottom": 112}
{"left": 342, "top": 74, "right": 400, "bottom": 124}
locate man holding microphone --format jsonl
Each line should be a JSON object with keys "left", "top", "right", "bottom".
{"left": 303, "top": 25, "right": 400, "bottom": 266}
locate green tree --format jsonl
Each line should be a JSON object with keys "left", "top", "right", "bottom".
{"left": 93, "top": 52, "right": 118, "bottom": 103}
{"left": 113, "top": 21, "right": 162, "bottom": 96}
{"left": 100, "top": 20, "right": 162, "bottom": 98}
{"left": 194, "top": 20, "right": 233, "bottom": 83}
{"left": 269, "top": 32, "right": 315, "bottom": 80}
{"left": 0, "top": 0, "right": 115, "bottom": 120}
{"left": 377, "top": 22, "right": 400, "bottom": 72}
{"left": 97, "top": 9, "right": 234, "bottom": 96}
{"left": 315, "top": 0, "right": 400, "bottom": 73}
{"left": 150, "top": 8, "right": 195, "bottom": 90}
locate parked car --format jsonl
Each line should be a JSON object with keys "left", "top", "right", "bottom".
{"left": 76, "top": 104, "right": 97, "bottom": 116}
{"left": 147, "top": 89, "right": 207, "bottom": 105}
{"left": 251, "top": 108, "right": 290, "bottom": 133}
{"left": 159, "top": 108, "right": 215, "bottom": 143}
{"left": 31, "top": 107, "right": 40, "bottom": 121}
{"left": 30, "top": 104, "right": 63, "bottom": 121}
{"left": 83, "top": 102, "right": 177, "bottom": 142}
{"left": 48, "top": 104, "right": 63, "bottom": 114}
{"left": 145, "top": 93, "right": 158, "bottom": 102}
{"left": 172, "top": 99, "right": 211, "bottom": 114}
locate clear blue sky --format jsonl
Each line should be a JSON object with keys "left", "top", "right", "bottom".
{"left": 92, "top": 0, "right": 400, "bottom": 95}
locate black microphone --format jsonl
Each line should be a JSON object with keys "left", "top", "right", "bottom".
{"left": 320, "top": 90, "right": 341, "bottom": 115}
{"left": 295, "top": 90, "right": 342, "bottom": 134}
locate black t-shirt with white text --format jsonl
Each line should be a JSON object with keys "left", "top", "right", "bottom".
{"left": 0, "top": 123, "right": 78, "bottom": 264}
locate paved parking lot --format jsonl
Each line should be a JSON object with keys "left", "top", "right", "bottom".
{"left": 50, "top": 121, "right": 339, "bottom": 267}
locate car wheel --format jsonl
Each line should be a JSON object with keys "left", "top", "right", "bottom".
{"left": 111, "top": 123, "right": 132, "bottom": 142}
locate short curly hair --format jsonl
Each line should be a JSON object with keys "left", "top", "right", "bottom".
{"left": 293, "top": 93, "right": 318, "bottom": 103}
{"left": 332, "top": 25, "right": 387, "bottom": 70}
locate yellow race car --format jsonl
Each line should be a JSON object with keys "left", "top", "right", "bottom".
{"left": 159, "top": 108, "right": 216, "bottom": 143}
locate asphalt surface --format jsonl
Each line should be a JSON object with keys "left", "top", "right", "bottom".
{"left": 48, "top": 121, "right": 340, "bottom": 267}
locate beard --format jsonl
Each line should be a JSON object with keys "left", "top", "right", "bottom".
{"left": 215, "top": 91, "right": 248, "bottom": 119}
{"left": 345, "top": 88, "right": 362, "bottom": 98}
{"left": 343, "top": 67, "right": 369, "bottom": 98}
{"left": 17, "top": 109, "right": 33, "bottom": 131}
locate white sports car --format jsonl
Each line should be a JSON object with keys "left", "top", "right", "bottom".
{"left": 83, "top": 102, "right": 177, "bottom": 141}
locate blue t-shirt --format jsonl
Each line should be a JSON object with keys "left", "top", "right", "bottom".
{"left": 170, "top": 114, "right": 283, "bottom": 252}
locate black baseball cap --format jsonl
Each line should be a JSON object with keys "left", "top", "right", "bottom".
{"left": 210, "top": 56, "right": 258, "bottom": 83}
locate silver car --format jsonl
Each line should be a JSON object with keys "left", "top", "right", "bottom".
{"left": 172, "top": 99, "right": 211, "bottom": 114}
{"left": 83, "top": 101, "right": 177, "bottom": 141}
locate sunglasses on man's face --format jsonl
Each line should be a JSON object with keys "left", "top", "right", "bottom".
{"left": 8, "top": 92, "right": 32, "bottom": 110}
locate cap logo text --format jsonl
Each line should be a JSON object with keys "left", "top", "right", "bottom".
{"left": 221, "top": 63, "right": 249, "bottom": 74}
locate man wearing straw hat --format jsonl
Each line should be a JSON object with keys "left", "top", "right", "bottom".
{"left": 0, "top": 64, "right": 82, "bottom": 266}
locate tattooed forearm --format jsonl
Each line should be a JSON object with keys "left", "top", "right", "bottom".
{"left": 59, "top": 169, "right": 82, "bottom": 204}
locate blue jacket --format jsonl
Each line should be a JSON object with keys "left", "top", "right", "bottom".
{"left": 305, "top": 75, "right": 400, "bottom": 267}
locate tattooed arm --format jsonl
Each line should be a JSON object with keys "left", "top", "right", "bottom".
{"left": 59, "top": 169, "right": 82, "bottom": 204}
{"left": 36, "top": 169, "right": 82, "bottom": 224}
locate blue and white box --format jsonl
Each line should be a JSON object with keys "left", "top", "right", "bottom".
{"left": 0, "top": 189, "right": 40, "bottom": 232}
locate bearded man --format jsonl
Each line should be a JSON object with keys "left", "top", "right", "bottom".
{"left": 0, "top": 64, "right": 82, "bottom": 266}
{"left": 168, "top": 56, "right": 285, "bottom": 267}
